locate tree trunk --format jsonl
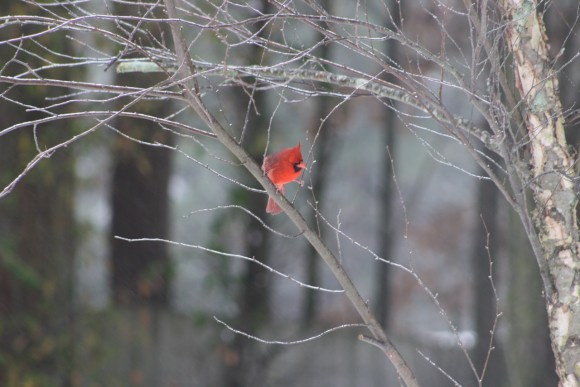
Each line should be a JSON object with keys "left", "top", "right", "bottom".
{"left": 505, "top": 208, "right": 557, "bottom": 387}
{"left": 302, "top": 95, "right": 334, "bottom": 326}
{"left": 109, "top": 9, "right": 174, "bottom": 307}
{"left": 0, "top": 3, "right": 76, "bottom": 384}
{"left": 110, "top": 110, "right": 173, "bottom": 306}
{"left": 302, "top": 0, "right": 335, "bottom": 326}
{"left": 500, "top": 0, "right": 580, "bottom": 384}
{"left": 108, "top": 8, "right": 174, "bottom": 382}
{"left": 375, "top": 0, "right": 402, "bottom": 331}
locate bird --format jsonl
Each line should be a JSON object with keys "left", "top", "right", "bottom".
{"left": 262, "top": 143, "right": 307, "bottom": 215}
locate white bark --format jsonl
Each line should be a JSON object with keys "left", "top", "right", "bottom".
{"left": 500, "top": 0, "right": 580, "bottom": 385}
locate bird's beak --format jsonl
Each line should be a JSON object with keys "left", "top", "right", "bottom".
{"left": 298, "top": 161, "right": 306, "bottom": 170}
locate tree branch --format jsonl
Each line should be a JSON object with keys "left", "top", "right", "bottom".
{"left": 162, "top": 0, "right": 418, "bottom": 385}
{"left": 117, "top": 60, "right": 497, "bottom": 152}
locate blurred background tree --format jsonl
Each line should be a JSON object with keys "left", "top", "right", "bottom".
{"left": 0, "top": 2, "right": 77, "bottom": 386}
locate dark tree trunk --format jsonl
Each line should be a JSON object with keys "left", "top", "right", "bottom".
{"left": 504, "top": 211, "right": 557, "bottom": 387}
{"left": 301, "top": 0, "right": 335, "bottom": 326}
{"left": 107, "top": 6, "right": 175, "bottom": 382}
{"left": 109, "top": 12, "right": 174, "bottom": 307}
{"left": 375, "top": 0, "right": 402, "bottom": 331}
{"left": 0, "top": 3, "right": 76, "bottom": 384}
{"left": 301, "top": 94, "right": 334, "bottom": 326}
{"left": 110, "top": 104, "right": 173, "bottom": 306}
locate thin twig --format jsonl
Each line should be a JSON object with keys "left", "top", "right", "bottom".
{"left": 115, "top": 236, "right": 343, "bottom": 293}
{"left": 416, "top": 350, "right": 463, "bottom": 387}
{"left": 478, "top": 215, "right": 502, "bottom": 385}
{"left": 216, "top": 317, "right": 366, "bottom": 345}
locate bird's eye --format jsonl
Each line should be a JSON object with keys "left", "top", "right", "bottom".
{"left": 293, "top": 160, "right": 304, "bottom": 172}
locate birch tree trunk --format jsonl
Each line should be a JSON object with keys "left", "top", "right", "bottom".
{"left": 500, "top": 0, "right": 580, "bottom": 385}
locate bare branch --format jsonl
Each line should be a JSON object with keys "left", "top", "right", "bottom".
{"left": 117, "top": 60, "right": 496, "bottom": 151}
{"left": 217, "top": 316, "right": 366, "bottom": 345}
{"left": 478, "top": 216, "right": 502, "bottom": 385}
{"left": 115, "top": 236, "right": 343, "bottom": 293}
{"left": 416, "top": 349, "right": 463, "bottom": 387}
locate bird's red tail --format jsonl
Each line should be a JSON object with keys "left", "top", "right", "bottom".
{"left": 266, "top": 186, "right": 284, "bottom": 214}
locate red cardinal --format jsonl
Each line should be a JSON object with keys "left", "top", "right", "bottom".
{"left": 262, "top": 143, "right": 307, "bottom": 215}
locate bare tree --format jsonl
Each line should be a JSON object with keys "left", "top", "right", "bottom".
{"left": 1, "top": 0, "right": 579, "bottom": 386}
